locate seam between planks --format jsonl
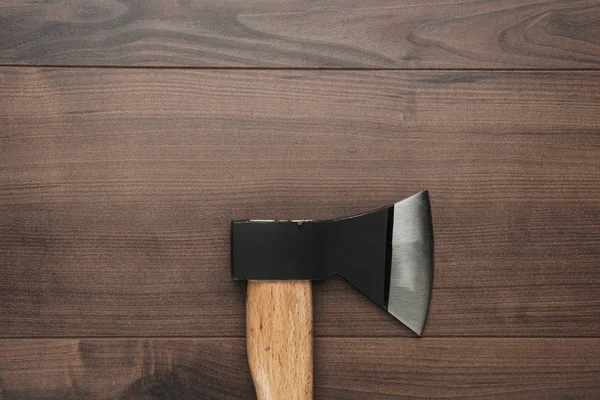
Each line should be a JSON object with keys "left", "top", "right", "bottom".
{"left": 0, "top": 336, "right": 599, "bottom": 340}
{"left": 1, "top": 64, "right": 600, "bottom": 72}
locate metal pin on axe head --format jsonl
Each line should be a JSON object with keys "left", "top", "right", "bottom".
{"left": 231, "top": 190, "right": 434, "bottom": 335}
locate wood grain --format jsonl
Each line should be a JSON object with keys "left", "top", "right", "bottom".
{"left": 247, "top": 281, "right": 313, "bottom": 400}
{"left": 0, "top": 338, "right": 598, "bottom": 399}
{"left": 1, "top": 0, "right": 600, "bottom": 68}
{"left": 0, "top": 68, "right": 599, "bottom": 337}
{"left": 0, "top": 339, "right": 253, "bottom": 399}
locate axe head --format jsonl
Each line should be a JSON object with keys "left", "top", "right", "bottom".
{"left": 231, "top": 191, "right": 434, "bottom": 336}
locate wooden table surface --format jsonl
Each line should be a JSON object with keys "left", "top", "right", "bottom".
{"left": 0, "top": 1, "right": 599, "bottom": 399}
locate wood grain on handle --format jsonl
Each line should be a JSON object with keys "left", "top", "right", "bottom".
{"left": 247, "top": 280, "right": 313, "bottom": 400}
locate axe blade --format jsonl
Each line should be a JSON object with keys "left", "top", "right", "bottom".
{"left": 231, "top": 191, "right": 434, "bottom": 336}
{"left": 387, "top": 191, "right": 433, "bottom": 336}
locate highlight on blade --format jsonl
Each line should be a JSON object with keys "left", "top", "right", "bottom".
{"left": 386, "top": 191, "right": 434, "bottom": 336}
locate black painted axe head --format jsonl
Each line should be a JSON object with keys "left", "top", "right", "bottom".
{"left": 231, "top": 191, "right": 434, "bottom": 336}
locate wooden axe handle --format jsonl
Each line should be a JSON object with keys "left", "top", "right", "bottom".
{"left": 246, "top": 280, "right": 313, "bottom": 400}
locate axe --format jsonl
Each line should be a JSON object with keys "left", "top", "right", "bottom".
{"left": 231, "top": 191, "right": 434, "bottom": 399}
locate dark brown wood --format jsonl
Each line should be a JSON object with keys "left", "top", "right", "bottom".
{"left": 1, "top": 1, "right": 600, "bottom": 68}
{"left": 1, "top": 68, "right": 599, "bottom": 337}
{"left": 0, "top": 338, "right": 598, "bottom": 399}
{"left": 317, "top": 338, "right": 600, "bottom": 399}
{"left": 0, "top": 339, "right": 253, "bottom": 399}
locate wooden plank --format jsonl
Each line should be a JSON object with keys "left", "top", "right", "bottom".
{"left": 318, "top": 338, "right": 600, "bottom": 399}
{"left": 0, "top": 339, "right": 252, "bottom": 399}
{"left": 0, "top": 68, "right": 599, "bottom": 337}
{"left": 0, "top": 338, "right": 598, "bottom": 399}
{"left": 0, "top": 1, "right": 599, "bottom": 68}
